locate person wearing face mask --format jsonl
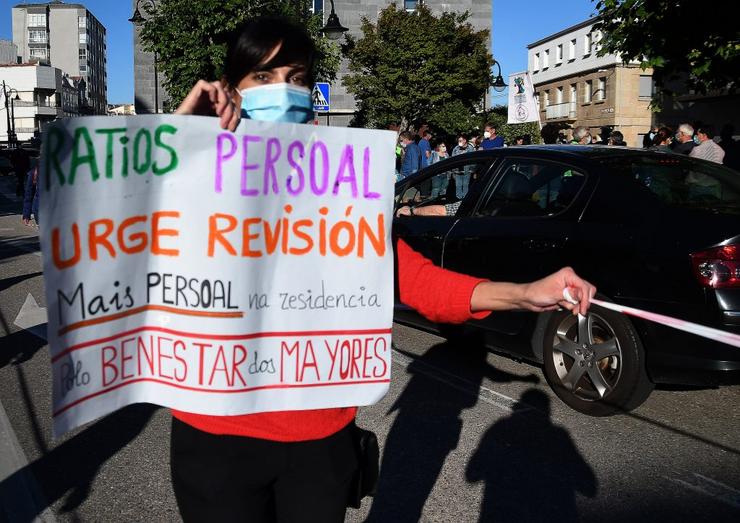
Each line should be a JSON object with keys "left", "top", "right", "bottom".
{"left": 452, "top": 135, "right": 476, "bottom": 199}
{"left": 173, "top": 16, "right": 596, "bottom": 523}
{"left": 479, "top": 123, "right": 505, "bottom": 149}
{"left": 429, "top": 142, "right": 450, "bottom": 198}
{"left": 672, "top": 123, "right": 696, "bottom": 155}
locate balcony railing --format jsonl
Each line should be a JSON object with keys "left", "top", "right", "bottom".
{"left": 545, "top": 102, "right": 577, "bottom": 120}
{"left": 13, "top": 100, "right": 58, "bottom": 108}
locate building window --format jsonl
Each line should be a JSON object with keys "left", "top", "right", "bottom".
{"left": 584, "top": 80, "right": 592, "bottom": 103}
{"left": 639, "top": 75, "right": 653, "bottom": 98}
{"left": 597, "top": 77, "right": 606, "bottom": 101}
{"left": 556, "top": 44, "right": 563, "bottom": 64}
{"left": 584, "top": 33, "right": 592, "bottom": 56}
{"left": 30, "top": 48, "right": 47, "bottom": 60}
{"left": 533, "top": 53, "right": 540, "bottom": 71}
{"left": 594, "top": 31, "right": 602, "bottom": 53}
{"left": 27, "top": 13, "right": 47, "bottom": 27}
{"left": 78, "top": 16, "right": 87, "bottom": 28}
{"left": 79, "top": 33, "right": 87, "bottom": 44}
{"left": 569, "top": 39, "right": 576, "bottom": 60}
{"left": 310, "top": 0, "right": 323, "bottom": 14}
{"left": 543, "top": 49, "right": 550, "bottom": 69}
{"left": 80, "top": 64, "right": 87, "bottom": 73}
{"left": 404, "top": 0, "right": 418, "bottom": 11}
{"left": 570, "top": 84, "right": 577, "bottom": 103}
{"left": 79, "top": 48, "right": 87, "bottom": 59}
{"left": 544, "top": 90, "right": 550, "bottom": 107}
{"left": 556, "top": 86, "right": 563, "bottom": 104}
{"left": 28, "top": 30, "right": 47, "bottom": 43}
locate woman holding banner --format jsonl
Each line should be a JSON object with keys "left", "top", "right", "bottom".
{"left": 172, "top": 16, "right": 595, "bottom": 523}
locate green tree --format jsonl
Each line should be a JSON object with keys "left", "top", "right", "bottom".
{"left": 343, "top": 3, "right": 493, "bottom": 133}
{"left": 139, "top": 0, "right": 340, "bottom": 108}
{"left": 593, "top": 0, "right": 740, "bottom": 102}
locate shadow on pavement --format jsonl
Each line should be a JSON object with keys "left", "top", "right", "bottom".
{"left": 0, "top": 271, "right": 42, "bottom": 294}
{"left": 466, "top": 389, "right": 598, "bottom": 522}
{"left": 365, "top": 340, "right": 540, "bottom": 522}
{"left": 0, "top": 328, "right": 47, "bottom": 370}
{"left": 0, "top": 236, "right": 40, "bottom": 262}
{"left": 0, "top": 404, "right": 159, "bottom": 522}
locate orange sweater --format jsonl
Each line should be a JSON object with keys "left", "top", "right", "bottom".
{"left": 172, "top": 239, "right": 490, "bottom": 441}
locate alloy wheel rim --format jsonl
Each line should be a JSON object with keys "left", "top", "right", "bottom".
{"left": 551, "top": 312, "right": 622, "bottom": 401}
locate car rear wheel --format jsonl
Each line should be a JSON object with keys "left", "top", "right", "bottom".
{"left": 542, "top": 304, "right": 654, "bottom": 416}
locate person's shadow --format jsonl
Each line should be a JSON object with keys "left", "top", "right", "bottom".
{"left": 466, "top": 389, "right": 598, "bottom": 522}
{"left": 365, "top": 340, "right": 539, "bottom": 522}
{"left": 0, "top": 404, "right": 159, "bottom": 522}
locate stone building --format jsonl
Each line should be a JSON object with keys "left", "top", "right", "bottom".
{"left": 528, "top": 17, "right": 653, "bottom": 147}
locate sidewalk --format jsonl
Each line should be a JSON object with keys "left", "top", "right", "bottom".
{"left": 0, "top": 173, "right": 56, "bottom": 523}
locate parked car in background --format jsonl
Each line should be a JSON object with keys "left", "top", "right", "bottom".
{"left": 393, "top": 146, "right": 740, "bottom": 415}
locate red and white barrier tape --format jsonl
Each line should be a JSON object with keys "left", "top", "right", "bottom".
{"left": 562, "top": 288, "right": 740, "bottom": 348}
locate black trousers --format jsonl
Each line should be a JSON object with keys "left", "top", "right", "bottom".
{"left": 170, "top": 417, "right": 357, "bottom": 523}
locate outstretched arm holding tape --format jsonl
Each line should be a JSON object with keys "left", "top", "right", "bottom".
{"left": 393, "top": 239, "right": 595, "bottom": 321}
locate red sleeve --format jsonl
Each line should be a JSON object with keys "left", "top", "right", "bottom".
{"left": 396, "top": 238, "right": 492, "bottom": 324}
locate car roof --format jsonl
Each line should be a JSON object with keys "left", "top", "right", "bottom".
{"left": 464, "top": 144, "right": 671, "bottom": 160}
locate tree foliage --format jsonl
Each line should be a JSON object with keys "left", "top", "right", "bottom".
{"left": 593, "top": 0, "right": 740, "bottom": 100}
{"left": 139, "top": 0, "right": 340, "bottom": 108}
{"left": 343, "top": 4, "right": 493, "bottom": 134}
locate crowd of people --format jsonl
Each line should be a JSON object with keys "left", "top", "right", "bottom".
{"left": 641, "top": 122, "right": 738, "bottom": 168}
{"left": 394, "top": 122, "right": 533, "bottom": 180}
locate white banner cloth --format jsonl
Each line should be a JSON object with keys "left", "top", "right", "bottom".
{"left": 507, "top": 71, "right": 541, "bottom": 125}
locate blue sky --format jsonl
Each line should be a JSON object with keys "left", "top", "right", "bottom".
{"left": 1, "top": 0, "right": 598, "bottom": 105}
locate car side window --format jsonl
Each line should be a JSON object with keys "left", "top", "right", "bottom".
{"left": 395, "top": 159, "right": 493, "bottom": 217}
{"left": 476, "top": 159, "right": 586, "bottom": 217}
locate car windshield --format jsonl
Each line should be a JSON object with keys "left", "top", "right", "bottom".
{"left": 605, "top": 155, "right": 740, "bottom": 215}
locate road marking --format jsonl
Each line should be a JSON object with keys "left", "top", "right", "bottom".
{"left": 391, "top": 349, "right": 531, "bottom": 413}
{"left": 13, "top": 293, "right": 48, "bottom": 341}
{"left": 663, "top": 473, "right": 740, "bottom": 509}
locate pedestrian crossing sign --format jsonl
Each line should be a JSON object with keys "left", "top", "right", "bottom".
{"left": 312, "top": 82, "right": 330, "bottom": 112}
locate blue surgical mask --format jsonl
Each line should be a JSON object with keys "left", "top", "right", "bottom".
{"left": 239, "top": 83, "right": 313, "bottom": 123}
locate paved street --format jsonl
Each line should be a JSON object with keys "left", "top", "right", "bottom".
{"left": 1, "top": 172, "right": 739, "bottom": 523}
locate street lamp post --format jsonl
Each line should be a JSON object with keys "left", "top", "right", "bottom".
{"left": 2, "top": 81, "right": 20, "bottom": 148}
{"left": 492, "top": 60, "right": 507, "bottom": 92}
{"left": 129, "top": 0, "right": 160, "bottom": 114}
{"left": 320, "top": 0, "right": 349, "bottom": 40}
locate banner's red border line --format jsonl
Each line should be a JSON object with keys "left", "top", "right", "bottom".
{"left": 52, "top": 377, "right": 391, "bottom": 418}
{"left": 51, "top": 326, "right": 393, "bottom": 363}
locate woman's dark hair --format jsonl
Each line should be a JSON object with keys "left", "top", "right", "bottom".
{"left": 222, "top": 16, "right": 316, "bottom": 88}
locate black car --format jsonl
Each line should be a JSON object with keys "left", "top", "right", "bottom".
{"left": 393, "top": 145, "right": 740, "bottom": 416}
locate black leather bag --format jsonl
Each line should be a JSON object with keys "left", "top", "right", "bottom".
{"left": 347, "top": 422, "right": 380, "bottom": 509}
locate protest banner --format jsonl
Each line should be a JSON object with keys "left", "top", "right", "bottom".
{"left": 507, "top": 71, "right": 541, "bottom": 125}
{"left": 39, "top": 115, "right": 396, "bottom": 437}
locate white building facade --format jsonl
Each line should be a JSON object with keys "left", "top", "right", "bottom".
{"left": 0, "top": 64, "right": 64, "bottom": 144}
{"left": 528, "top": 18, "right": 653, "bottom": 146}
{"left": 12, "top": 1, "right": 107, "bottom": 115}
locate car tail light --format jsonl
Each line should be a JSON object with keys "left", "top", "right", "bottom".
{"left": 690, "top": 244, "right": 740, "bottom": 289}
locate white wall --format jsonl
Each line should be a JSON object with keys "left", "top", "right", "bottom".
{"left": 529, "top": 23, "right": 623, "bottom": 85}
